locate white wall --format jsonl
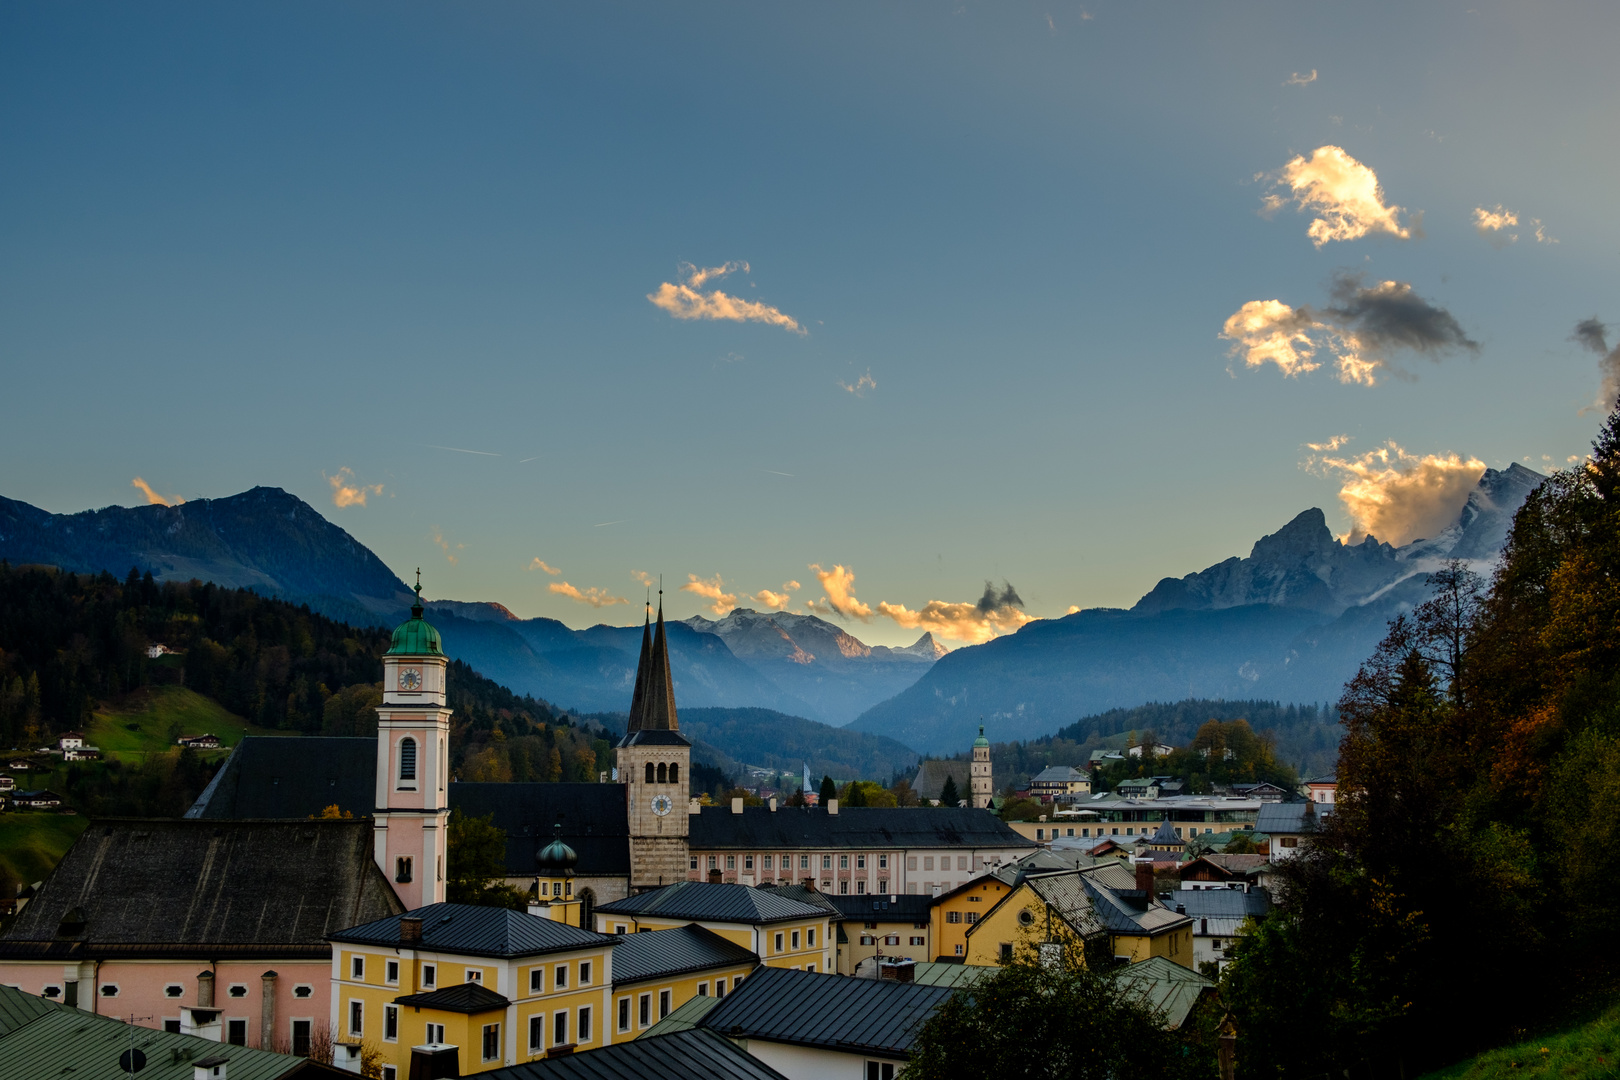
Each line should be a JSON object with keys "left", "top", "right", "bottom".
{"left": 743, "top": 1039, "right": 904, "bottom": 1080}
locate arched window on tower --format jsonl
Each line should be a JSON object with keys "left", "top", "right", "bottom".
{"left": 399, "top": 737, "right": 417, "bottom": 784}
{"left": 668, "top": 763, "right": 679, "bottom": 785}
{"left": 656, "top": 762, "right": 668, "bottom": 784}
{"left": 645, "top": 762, "right": 655, "bottom": 784}
{"left": 579, "top": 888, "right": 596, "bottom": 932}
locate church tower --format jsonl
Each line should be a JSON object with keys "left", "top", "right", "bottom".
{"left": 616, "top": 597, "right": 691, "bottom": 890}
{"left": 970, "top": 723, "right": 993, "bottom": 810}
{"left": 374, "top": 574, "right": 452, "bottom": 909}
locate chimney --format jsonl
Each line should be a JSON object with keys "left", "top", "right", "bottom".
{"left": 731, "top": 797, "right": 744, "bottom": 814}
{"left": 1134, "top": 859, "right": 1154, "bottom": 897}
{"left": 708, "top": 868, "right": 722, "bottom": 884}
{"left": 400, "top": 916, "right": 423, "bottom": 944}
{"left": 197, "top": 969, "right": 215, "bottom": 1008}
{"left": 801, "top": 877, "right": 816, "bottom": 891}
{"left": 689, "top": 797, "right": 701, "bottom": 814}
{"left": 192, "top": 1056, "right": 229, "bottom": 1080}
{"left": 258, "top": 971, "right": 277, "bottom": 1051}
{"left": 827, "top": 799, "right": 839, "bottom": 816}
{"left": 768, "top": 797, "right": 777, "bottom": 812}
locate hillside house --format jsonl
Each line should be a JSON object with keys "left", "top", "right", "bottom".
{"left": 1028, "top": 766, "right": 1091, "bottom": 801}
{"left": 10, "top": 789, "right": 62, "bottom": 809}
{"left": 1254, "top": 800, "right": 1330, "bottom": 860}
{"left": 178, "top": 733, "right": 224, "bottom": 749}
{"left": 1179, "top": 854, "right": 1267, "bottom": 891}
{"left": 1126, "top": 742, "right": 1177, "bottom": 758}
{"left": 1304, "top": 774, "right": 1337, "bottom": 805}
{"left": 1229, "top": 782, "right": 1290, "bottom": 802}
{"left": 1175, "top": 887, "right": 1270, "bottom": 971}
{"left": 56, "top": 733, "right": 85, "bottom": 751}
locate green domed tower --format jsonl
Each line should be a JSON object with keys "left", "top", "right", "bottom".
{"left": 970, "top": 723, "right": 992, "bottom": 810}
{"left": 533, "top": 825, "right": 585, "bottom": 927}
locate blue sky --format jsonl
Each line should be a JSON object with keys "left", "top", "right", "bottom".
{"left": 3, "top": 1, "right": 1616, "bottom": 645}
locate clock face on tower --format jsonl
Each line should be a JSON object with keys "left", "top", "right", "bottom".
{"left": 650, "top": 794, "right": 673, "bottom": 817}
{"left": 398, "top": 667, "right": 423, "bottom": 692}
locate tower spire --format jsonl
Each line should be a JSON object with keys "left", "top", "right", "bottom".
{"left": 626, "top": 599, "right": 653, "bottom": 733}
{"left": 642, "top": 589, "right": 679, "bottom": 731}
{"left": 412, "top": 568, "right": 424, "bottom": 619}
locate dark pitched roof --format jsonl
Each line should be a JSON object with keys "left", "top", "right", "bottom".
{"left": 393, "top": 981, "right": 511, "bottom": 1013}
{"left": 688, "top": 806, "right": 1037, "bottom": 852}
{"left": 1111, "top": 956, "right": 1216, "bottom": 1031}
{"left": 330, "top": 902, "right": 617, "bottom": 959}
{"left": 753, "top": 883, "right": 842, "bottom": 917}
{"left": 1030, "top": 766, "right": 1087, "bottom": 784}
{"left": 624, "top": 601, "right": 680, "bottom": 735}
{"left": 449, "top": 783, "right": 632, "bottom": 878}
{"left": 700, "top": 966, "right": 952, "bottom": 1058}
{"left": 610, "top": 924, "right": 758, "bottom": 986}
{"left": 1254, "top": 802, "right": 1328, "bottom": 835}
{"left": 910, "top": 760, "right": 969, "bottom": 801}
{"left": 0, "top": 984, "right": 54, "bottom": 1036}
{"left": 1179, "top": 854, "right": 1268, "bottom": 880}
{"left": 481, "top": 1027, "right": 789, "bottom": 1080}
{"left": 595, "top": 881, "right": 829, "bottom": 925}
{"left": 0, "top": 819, "right": 402, "bottom": 960}
{"left": 1171, "top": 888, "right": 1271, "bottom": 920}
{"left": 826, "top": 894, "right": 935, "bottom": 922}
{"left": 626, "top": 609, "right": 653, "bottom": 732}
{"left": 187, "top": 736, "right": 376, "bottom": 820}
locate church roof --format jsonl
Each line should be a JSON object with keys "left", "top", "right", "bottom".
{"left": 387, "top": 580, "right": 443, "bottom": 656}
{"left": 186, "top": 736, "right": 376, "bottom": 820}
{"left": 624, "top": 599, "right": 679, "bottom": 737}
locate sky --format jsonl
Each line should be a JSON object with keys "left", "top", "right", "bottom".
{"left": 3, "top": 1, "right": 1617, "bottom": 646}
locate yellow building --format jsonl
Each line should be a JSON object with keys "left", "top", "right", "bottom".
{"left": 607, "top": 923, "right": 758, "bottom": 1038}
{"left": 961, "top": 861, "right": 1194, "bottom": 969}
{"left": 929, "top": 876, "right": 1017, "bottom": 961}
{"left": 594, "top": 881, "right": 833, "bottom": 973}
{"left": 828, "top": 894, "right": 934, "bottom": 974}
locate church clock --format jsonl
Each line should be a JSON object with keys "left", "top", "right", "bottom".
{"left": 398, "top": 666, "right": 423, "bottom": 691}
{"left": 650, "top": 794, "right": 673, "bottom": 817}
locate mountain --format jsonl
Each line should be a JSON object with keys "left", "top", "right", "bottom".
{"left": 848, "top": 464, "right": 1545, "bottom": 754}
{"left": 682, "top": 608, "right": 944, "bottom": 725}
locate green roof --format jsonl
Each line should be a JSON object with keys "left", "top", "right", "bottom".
{"left": 1111, "top": 955, "right": 1217, "bottom": 1030}
{"left": 386, "top": 592, "right": 443, "bottom": 657}
{"left": 973, "top": 724, "right": 989, "bottom": 749}
{"left": 643, "top": 991, "right": 722, "bottom": 1037}
{"left": 0, "top": 985, "right": 312, "bottom": 1079}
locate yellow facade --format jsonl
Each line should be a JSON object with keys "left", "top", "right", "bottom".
{"left": 954, "top": 881, "right": 1197, "bottom": 971}
{"left": 837, "top": 916, "right": 932, "bottom": 974}
{"left": 594, "top": 914, "right": 832, "bottom": 972}
{"left": 609, "top": 959, "right": 756, "bottom": 1040}
{"left": 1111, "top": 926, "right": 1194, "bottom": 966}
{"left": 929, "top": 878, "right": 1014, "bottom": 961}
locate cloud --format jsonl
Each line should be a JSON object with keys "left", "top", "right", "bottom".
{"left": 1306, "top": 434, "right": 1352, "bottom": 452}
{"left": 549, "top": 581, "right": 630, "bottom": 608}
{"left": 647, "top": 262, "right": 805, "bottom": 335}
{"left": 809, "top": 563, "right": 874, "bottom": 621}
{"left": 1221, "top": 272, "right": 1476, "bottom": 386}
{"left": 1284, "top": 69, "right": 1318, "bottom": 86}
{"left": 1532, "top": 219, "right": 1557, "bottom": 244}
{"left": 1307, "top": 441, "right": 1486, "bottom": 546}
{"left": 877, "top": 581, "right": 1034, "bottom": 645}
{"left": 750, "top": 581, "right": 801, "bottom": 611}
{"left": 1572, "top": 318, "right": 1620, "bottom": 412}
{"left": 326, "top": 467, "right": 383, "bottom": 509}
{"left": 430, "top": 529, "right": 464, "bottom": 565}
{"left": 131, "top": 477, "right": 183, "bottom": 507}
{"left": 527, "top": 557, "right": 561, "bottom": 575}
{"left": 1473, "top": 205, "right": 1519, "bottom": 246}
{"left": 630, "top": 570, "right": 656, "bottom": 588}
{"left": 838, "top": 371, "right": 877, "bottom": 396}
{"left": 1261, "top": 146, "right": 1414, "bottom": 247}
{"left": 682, "top": 573, "right": 738, "bottom": 617}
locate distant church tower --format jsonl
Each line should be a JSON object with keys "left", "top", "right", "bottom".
{"left": 970, "top": 724, "right": 993, "bottom": 810}
{"left": 617, "top": 596, "right": 691, "bottom": 890}
{"left": 374, "top": 574, "right": 452, "bottom": 909}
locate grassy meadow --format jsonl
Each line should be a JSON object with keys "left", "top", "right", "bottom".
{"left": 0, "top": 812, "right": 89, "bottom": 890}
{"left": 1420, "top": 1000, "right": 1620, "bottom": 1080}
{"left": 85, "top": 685, "right": 284, "bottom": 762}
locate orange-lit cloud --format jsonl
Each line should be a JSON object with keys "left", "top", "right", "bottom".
{"left": 528, "top": 557, "right": 561, "bottom": 575}
{"left": 430, "top": 529, "right": 464, "bottom": 565}
{"left": 549, "top": 581, "right": 629, "bottom": 608}
{"left": 838, "top": 371, "right": 877, "bottom": 396}
{"left": 1533, "top": 219, "right": 1557, "bottom": 245}
{"left": 750, "top": 581, "right": 801, "bottom": 611}
{"left": 682, "top": 573, "right": 738, "bottom": 616}
{"left": 1284, "top": 69, "right": 1318, "bottom": 86}
{"left": 1260, "top": 146, "right": 1413, "bottom": 247}
{"left": 807, "top": 564, "right": 1032, "bottom": 644}
{"left": 1306, "top": 434, "right": 1352, "bottom": 452}
{"left": 647, "top": 262, "right": 805, "bottom": 334}
{"left": 809, "top": 564, "right": 873, "bottom": 621}
{"left": 1308, "top": 441, "right": 1485, "bottom": 546}
{"left": 326, "top": 467, "right": 383, "bottom": 509}
{"left": 1473, "top": 205, "right": 1519, "bottom": 246}
{"left": 131, "top": 477, "right": 183, "bottom": 507}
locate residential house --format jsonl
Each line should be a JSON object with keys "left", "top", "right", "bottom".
{"left": 57, "top": 733, "right": 85, "bottom": 751}
{"left": 1229, "top": 782, "right": 1290, "bottom": 802}
{"left": 63, "top": 746, "right": 101, "bottom": 762}
{"left": 696, "top": 966, "right": 953, "bottom": 1080}
{"left": 178, "top": 734, "right": 224, "bottom": 750}
{"left": 1047, "top": 794, "right": 1263, "bottom": 841}
{"left": 1029, "top": 766, "right": 1091, "bottom": 802}
{"left": 1254, "top": 800, "right": 1329, "bottom": 860}
{"left": 826, "top": 894, "right": 932, "bottom": 974}
{"left": 930, "top": 875, "right": 1019, "bottom": 961}
{"left": 480, "top": 1028, "right": 791, "bottom": 1080}
{"left": 1173, "top": 887, "right": 1270, "bottom": 972}
{"left": 594, "top": 882, "right": 832, "bottom": 973}
{"left": 1111, "top": 957, "right": 1219, "bottom": 1030}
{"left": 0, "top": 775, "right": 14, "bottom": 793}
{"left": 1304, "top": 774, "right": 1337, "bottom": 805}
{"left": 1126, "top": 742, "right": 1176, "bottom": 758}
{"left": 0, "top": 983, "right": 346, "bottom": 1079}
{"left": 0, "top": 817, "right": 402, "bottom": 1050}
{"left": 607, "top": 924, "right": 758, "bottom": 1041}
{"left": 1178, "top": 854, "right": 1267, "bottom": 892}
{"left": 10, "top": 790, "right": 62, "bottom": 809}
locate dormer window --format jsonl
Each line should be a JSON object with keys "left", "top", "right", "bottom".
{"left": 399, "top": 738, "right": 417, "bottom": 786}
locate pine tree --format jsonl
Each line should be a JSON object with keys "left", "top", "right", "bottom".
{"left": 818, "top": 774, "right": 836, "bottom": 805}
{"left": 939, "top": 774, "right": 960, "bottom": 807}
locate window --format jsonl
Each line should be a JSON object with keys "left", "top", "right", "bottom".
{"left": 690, "top": 856, "right": 699, "bottom": 870}
{"left": 1000, "top": 943, "right": 1014, "bottom": 964}
{"left": 618, "top": 998, "right": 630, "bottom": 1033}
{"left": 1036, "top": 828, "right": 1045, "bottom": 839}
{"left": 482, "top": 1023, "right": 500, "bottom": 1062}
{"left": 164, "top": 1019, "right": 182, "bottom": 1034}
{"left": 351, "top": 956, "right": 365, "bottom": 980}
{"left": 715, "top": 979, "right": 726, "bottom": 998}
{"left": 293, "top": 984, "right": 313, "bottom": 999}
{"left": 745, "top": 854, "right": 754, "bottom": 870}
{"left": 823, "top": 881, "right": 833, "bottom": 891}
{"left": 467, "top": 969, "right": 483, "bottom": 984}
{"left": 726, "top": 855, "right": 736, "bottom": 870}
{"left": 100, "top": 984, "right": 119, "bottom": 997}
{"left": 639, "top": 993, "right": 651, "bottom": 1028}
{"left": 964, "top": 912, "right": 979, "bottom": 924}
{"left": 350, "top": 1000, "right": 364, "bottom": 1036}
{"left": 840, "top": 855, "right": 849, "bottom": 870}
{"left": 426, "top": 1022, "right": 445, "bottom": 1044}
{"left": 885, "top": 935, "right": 900, "bottom": 946}
{"left": 879, "top": 854, "right": 888, "bottom": 869}
{"left": 924, "top": 856, "right": 934, "bottom": 870}
{"left": 385, "top": 961, "right": 399, "bottom": 985}
{"left": 228, "top": 983, "right": 247, "bottom": 998}
{"left": 399, "top": 737, "right": 417, "bottom": 783}
{"left": 228, "top": 1019, "right": 247, "bottom": 1046}
{"left": 707, "top": 855, "right": 717, "bottom": 870}
{"left": 954, "top": 944, "right": 964, "bottom": 956}
{"left": 164, "top": 984, "right": 183, "bottom": 998}
{"left": 946, "top": 911, "right": 962, "bottom": 924}
{"left": 856, "top": 881, "right": 866, "bottom": 894}
{"left": 530, "top": 1014, "right": 544, "bottom": 1050}
{"left": 807, "top": 928, "right": 816, "bottom": 947}
{"left": 856, "top": 855, "right": 866, "bottom": 869}
{"left": 530, "top": 968, "right": 542, "bottom": 993}
{"left": 763, "top": 855, "right": 772, "bottom": 869}
{"left": 800, "top": 855, "right": 810, "bottom": 869}
{"left": 555, "top": 965, "right": 568, "bottom": 989}
{"left": 645, "top": 762, "right": 655, "bottom": 783}
{"left": 292, "top": 1020, "right": 312, "bottom": 1057}
{"left": 383, "top": 1068, "right": 396, "bottom": 1080}
{"left": 868, "top": 1061, "right": 898, "bottom": 1080}
{"left": 958, "top": 856, "right": 968, "bottom": 870}
{"left": 1281, "top": 836, "right": 1299, "bottom": 848}
{"left": 1018, "top": 909, "right": 1036, "bottom": 927}
{"left": 910, "top": 936, "right": 925, "bottom": 946}
{"left": 385, "top": 1005, "right": 399, "bottom": 1042}
{"left": 615, "top": 925, "right": 627, "bottom": 935}
{"left": 395, "top": 856, "right": 412, "bottom": 883}
{"left": 861, "top": 934, "right": 875, "bottom": 946}
{"left": 579, "top": 961, "right": 591, "bottom": 986}
{"left": 840, "top": 881, "right": 849, "bottom": 894}
{"left": 791, "top": 930, "right": 801, "bottom": 949}
{"left": 657, "top": 762, "right": 667, "bottom": 783}
{"left": 421, "top": 966, "right": 436, "bottom": 989}
{"left": 555, "top": 1011, "right": 568, "bottom": 1046}
{"left": 878, "top": 879, "right": 888, "bottom": 893}
{"left": 822, "top": 855, "right": 832, "bottom": 869}
{"left": 774, "top": 932, "right": 784, "bottom": 953}
{"left": 914, "top": 922, "right": 928, "bottom": 929}
{"left": 907, "top": 856, "right": 917, "bottom": 870}
{"left": 578, "top": 1006, "right": 591, "bottom": 1043}
{"left": 659, "top": 990, "right": 671, "bottom": 1018}
{"left": 807, "top": 963, "right": 816, "bottom": 973}
{"left": 669, "top": 763, "right": 679, "bottom": 784}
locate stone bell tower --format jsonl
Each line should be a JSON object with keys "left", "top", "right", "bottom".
{"left": 970, "top": 723, "right": 993, "bottom": 810}
{"left": 616, "top": 597, "right": 691, "bottom": 890}
{"left": 374, "top": 572, "right": 452, "bottom": 909}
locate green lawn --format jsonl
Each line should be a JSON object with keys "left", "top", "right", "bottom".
{"left": 86, "top": 685, "right": 286, "bottom": 762}
{"left": 1420, "top": 1001, "right": 1620, "bottom": 1080}
{"left": 0, "top": 812, "right": 89, "bottom": 890}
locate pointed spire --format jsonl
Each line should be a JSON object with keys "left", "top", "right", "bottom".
{"left": 642, "top": 592, "right": 679, "bottom": 731}
{"left": 626, "top": 602, "right": 653, "bottom": 733}
{"left": 412, "top": 568, "right": 424, "bottom": 619}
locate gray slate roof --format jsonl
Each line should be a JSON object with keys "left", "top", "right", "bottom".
{"left": 1172, "top": 888, "right": 1271, "bottom": 921}
{"left": 393, "top": 981, "right": 511, "bottom": 1013}
{"left": 754, "top": 883, "right": 843, "bottom": 916}
{"left": 595, "top": 881, "right": 828, "bottom": 926}
{"left": 1030, "top": 766, "right": 1088, "bottom": 784}
{"left": 481, "top": 1027, "right": 789, "bottom": 1080}
{"left": 187, "top": 736, "right": 375, "bottom": 819}
{"left": 0, "top": 819, "right": 402, "bottom": 960}
{"left": 610, "top": 924, "right": 759, "bottom": 986}
{"left": 827, "top": 894, "right": 935, "bottom": 922}
{"left": 1254, "top": 802, "right": 1329, "bottom": 835}
{"left": 330, "top": 903, "right": 617, "bottom": 960}
{"left": 450, "top": 783, "right": 632, "bottom": 878}
{"left": 689, "top": 806, "right": 1035, "bottom": 852}
{"left": 909, "top": 760, "right": 969, "bottom": 801}
{"left": 701, "top": 966, "right": 953, "bottom": 1057}
{"left": 0, "top": 985, "right": 330, "bottom": 1080}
